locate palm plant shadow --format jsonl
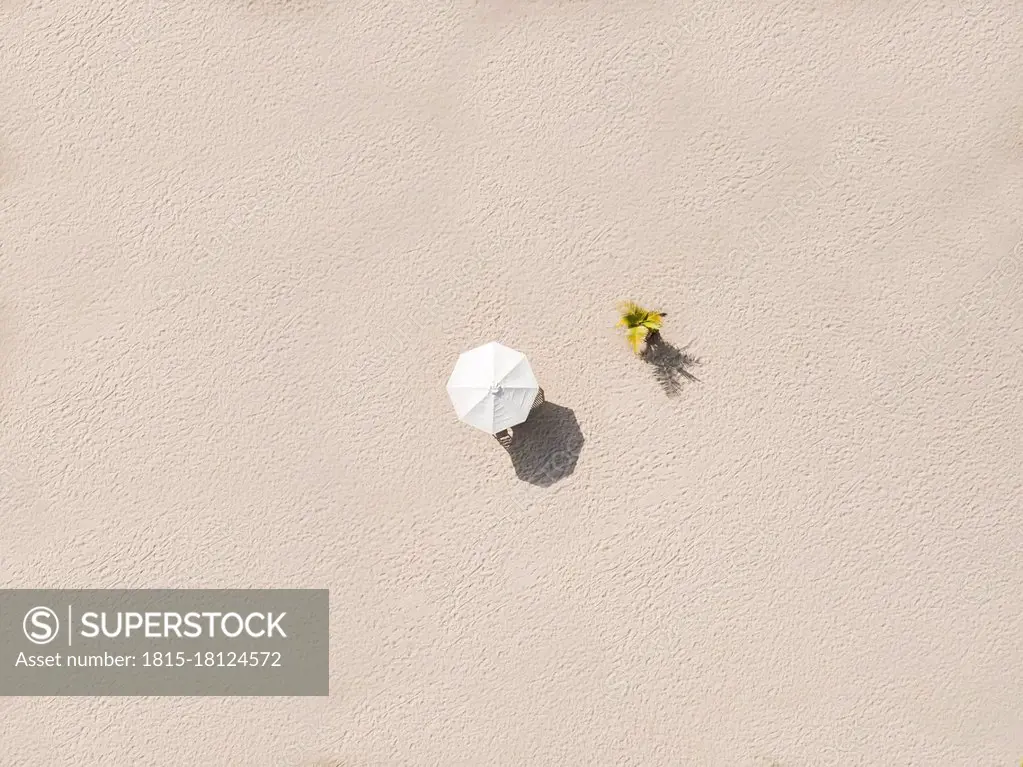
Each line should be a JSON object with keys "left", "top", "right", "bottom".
{"left": 641, "top": 332, "right": 701, "bottom": 397}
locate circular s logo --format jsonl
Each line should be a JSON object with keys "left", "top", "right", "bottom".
{"left": 23, "top": 606, "right": 60, "bottom": 645}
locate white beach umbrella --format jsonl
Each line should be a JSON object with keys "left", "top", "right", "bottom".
{"left": 446, "top": 341, "right": 540, "bottom": 434}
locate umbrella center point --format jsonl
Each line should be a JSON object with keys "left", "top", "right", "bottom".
{"left": 490, "top": 384, "right": 502, "bottom": 395}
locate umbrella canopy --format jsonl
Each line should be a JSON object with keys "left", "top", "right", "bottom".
{"left": 446, "top": 341, "right": 540, "bottom": 434}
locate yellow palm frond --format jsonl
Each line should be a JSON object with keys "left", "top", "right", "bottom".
{"left": 625, "top": 325, "right": 649, "bottom": 354}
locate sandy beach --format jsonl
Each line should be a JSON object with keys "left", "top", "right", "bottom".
{"left": 1, "top": 0, "right": 1021, "bottom": 764}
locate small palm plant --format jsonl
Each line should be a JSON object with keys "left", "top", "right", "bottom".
{"left": 617, "top": 301, "right": 665, "bottom": 354}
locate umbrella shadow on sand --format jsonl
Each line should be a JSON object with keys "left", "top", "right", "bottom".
{"left": 498, "top": 400, "right": 584, "bottom": 487}
{"left": 642, "top": 332, "right": 701, "bottom": 397}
